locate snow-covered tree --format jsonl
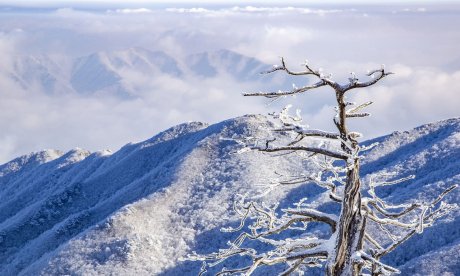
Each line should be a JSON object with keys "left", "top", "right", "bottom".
{"left": 190, "top": 58, "right": 458, "bottom": 275}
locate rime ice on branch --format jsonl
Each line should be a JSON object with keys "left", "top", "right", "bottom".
{"left": 189, "top": 58, "right": 458, "bottom": 276}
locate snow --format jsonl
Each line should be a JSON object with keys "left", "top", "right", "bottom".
{"left": 8, "top": 48, "right": 294, "bottom": 99}
{"left": 0, "top": 115, "right": 459, "bottom": 275}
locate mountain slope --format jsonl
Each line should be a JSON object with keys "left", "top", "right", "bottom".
{"left": 70, "top": 48, "right": 183, "bottom": 97}
{"left": 10, "top": 55, "right": 73, "bottom": 95}
{"left": 360, "top": 118, "right": 460, "bottom": 275}
{"left": 0, "top": 116, "right": 459, "bottom": 275}
{"left": 7, "top": 48, "right": 290, "bottom": 98}
{"left": 188, "top": 49, "right": 269, "bottom": 81}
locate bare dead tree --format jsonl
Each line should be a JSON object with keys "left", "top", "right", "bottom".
{"left": 189, "top": 58, "right": 458, "bottom": 275}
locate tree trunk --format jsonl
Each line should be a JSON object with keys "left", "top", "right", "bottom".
{"left": 328, "top": 160, "right": 366, "bottom": 276}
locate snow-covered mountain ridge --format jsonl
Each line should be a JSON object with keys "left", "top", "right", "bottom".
{"left": 0, "top": 115, "right": 459, "bottom": 275}
{"left": 8, "top": 48, "right": 287, "bottom": 98}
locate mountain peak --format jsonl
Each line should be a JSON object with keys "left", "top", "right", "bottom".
{"left": 0, "top": 116, "right": 459, "bottom": 275}
{"left": 0, "top": 149, "right": 63, "bottom": 178}
{"left": 144, "top": 121, "right": 209, "bottom": 145}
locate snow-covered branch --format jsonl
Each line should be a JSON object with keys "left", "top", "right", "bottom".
{"left": 273, "top": 127, "right": 341, "bottom": 140}
{"left": 346, "top": 101, "right": 373, "bottom": 115}
{"left": 341, "top": 68, "right": 393, "bottom": 93}
{"left": 366, "top": 212, "right": 417, "bottom": 229}
{"left": 212, "top": 248, "right": 328, "bottom": 276}
{"left": 252, "top": 145, "right": 349, "bottom": 160}
{"left": 243, "top": 80, "right": 326, "bottom": 98}
{"left": 364, "top": 233, "right": 383, "bottom": 250}
{"left": 365, "top": 173, "right": 417, "bottom": 212}
{"left": 261, "top": 57, "right": 317, "bottom": 76}
{"left": 354, "top": 251, "right": 401, "bottom": 275}
{"left": 245, "top": 57, "right": 343, "bottom": 99}
{"left": 275, "top": 173, "right": 342, "bottom": 203}
{"left": 374, "top": 184, "right": 458, "bottom": 259}
{"left": 368, "top": 201, "right": 420, "bottom": 219}
{"left": 190, "top": 194, "right": 337, "bottom": 275}
{"left": 225, "top": 200, "right": 338, "bottom": 240}
{"left": 284, "top": 208, "right": 338, "bottom": 232}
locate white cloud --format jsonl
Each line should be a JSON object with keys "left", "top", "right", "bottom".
{"left": 0, "top": 0, "right": 443, "bottom": 7}
{"left": 0, "top": 4, "right": 459, "bottom": 163}
{"left": 163, "top": 6, "right": 345, "bottom": 17}
{"left": 111, "top": 8, "right": 153, "bottom": 14}
{"left": 165, "top": 7, "right": 211, "bottom": 13}
{"left": 345, "top": 66, "right": 460, "bottom": 138}
{"left": 229, "top": 6, "right": 343, "bottom": 15}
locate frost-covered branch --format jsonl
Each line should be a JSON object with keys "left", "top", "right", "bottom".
{"left": 279, "top": 258, "right": 305, "bottom": 276}
{"left": 364, "top": 233, "right": 383, "bottom": 250}
{"left": 190, "top": 194, "right": 336, "bottom": 275}
{"left": 274, "top": 127, "right": 341, "bottom": 140}
{"left": 359, "top": 142, "right": 379, "bottom": 152}
{"left": 261, "top": 57, "right": 317, "bottom": 76}
{"left": 341, "top": 67, "right": 393, "bottom": 93}
{"left": 223, "top": 198, "right": 338, "bottom": 239}
{"left": 368, "top": 201, "right": 420, "bottom": 219}
{"left": 346, "top": 101, "right": 373, "bottom": 115}
{"left": 284, "top": 208, "right": 338, "bottom": 232}
{"left": 354, "top": 251, "right": 401, "bottom": 275}
{"left": 366, "top": 212, "right": 417, "bottom": 229}
{"left": 285, "top": 248, "right": 329, "bottom": 262}
{"left": 362, "top": 174, "right": 457, "bottom": 259}
{"left": 252, "top": 145, "right": 349, "bottom": 160}
{"left": 365, "top": 173, "right": 417, "bottom": 212}
{"left": 243, "top": 80, "right": 326, "bottom": 98}
{"left": 244, "top": 57, "right": 342, "bottom": 100}
{"left": 211, "top": 249, "right": 328, "bottom": 276}
{"left": 374, "top": 184, "right": 458, "bottom": 259}
{"left": 274, "top": 173, "right": 342, "bottom": 203}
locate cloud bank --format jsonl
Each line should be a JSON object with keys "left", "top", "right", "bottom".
{"left": 0, "top": 4, "right": 459, "bottom": 163}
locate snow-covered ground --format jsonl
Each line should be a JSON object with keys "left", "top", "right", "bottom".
{"left": 0, "top": 115, "right": 459, "bottom": 275}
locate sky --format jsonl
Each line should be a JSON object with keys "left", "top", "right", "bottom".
{"left": 0, "top": 1, "right": 452, "bottom": 5}
{"left": 0, "top": 2, "right": 459, "bottom": 163}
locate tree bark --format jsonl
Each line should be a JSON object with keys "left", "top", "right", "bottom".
{"left": 328, "top": 160, "right": 366, "bottom": 276}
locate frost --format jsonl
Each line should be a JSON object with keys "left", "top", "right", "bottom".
{"left": 0, "top": 116, "right": 459, "bottom": 275}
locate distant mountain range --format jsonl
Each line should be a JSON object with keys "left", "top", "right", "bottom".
{"left": 0, "top": 115, "right": 459, "bottom": 275}
{"left": 8, "top": 48, "right": 290, "bottom": 98}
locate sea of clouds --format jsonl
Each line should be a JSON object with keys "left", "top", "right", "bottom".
{"left": 0, "top": 3, "right": 459, "bottom": 163}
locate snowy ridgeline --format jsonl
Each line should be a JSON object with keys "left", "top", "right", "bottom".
{"left": 9, "top": 48, "right": 291, "bottom": 98}
{"left": 0, "top": 115, "right": 459, "bottom": 275}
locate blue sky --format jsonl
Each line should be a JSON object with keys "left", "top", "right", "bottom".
{"left": 0, "top": 2, "right": 459, "bottom": 162}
